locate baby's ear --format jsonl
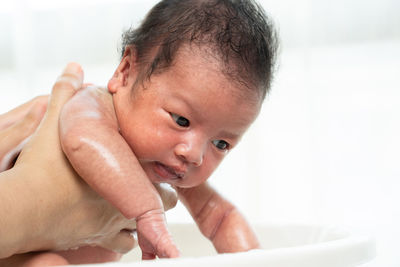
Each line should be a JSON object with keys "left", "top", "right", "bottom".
{"left": 107, "top": 74, "right": 121, "bottom": 94}
{"left": 107, "top": 46, "right": 137, "bottom": 94}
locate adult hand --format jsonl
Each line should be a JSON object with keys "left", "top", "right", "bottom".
{"left": 0, "top": 95, "right": 48, "bottom": 171}
{"left": 0, "top": 64, "right": 178, "bottom": 265}
{"left": 0, "top": 63, "right": 137, "bottom": 259}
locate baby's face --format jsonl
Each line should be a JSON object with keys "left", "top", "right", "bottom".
{"left": 110, "top": 45, "right": 261, "bottom": 188}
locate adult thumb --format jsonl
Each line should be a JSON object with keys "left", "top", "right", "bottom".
{"left": 47, "top": 62, "right": 84, "bottom": 116}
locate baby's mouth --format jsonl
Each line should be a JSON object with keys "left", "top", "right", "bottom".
{"left": 154, "top": 162, "right": 185, "bottom": 181}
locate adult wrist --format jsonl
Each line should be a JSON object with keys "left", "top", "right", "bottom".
{"left": 0, "top": 166, "right": 42, "bottom": 258}
{"left": 1, "top": 164, "right": 65, "bottom": 256}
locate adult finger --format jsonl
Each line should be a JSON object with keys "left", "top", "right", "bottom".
{"left": 101, "top": 230, "right": 138, "bottom": 254}
{"left": 15, "top": 63, "right": 83, "bottom": 166}
{"left": 0, "top": 101, "right": 46, "bottom": 171}
{"left": 0, "top": 95, "right": 48, "bottom": 131}
{"left": 46, "top": 62, "right": 83, "bottom": 117}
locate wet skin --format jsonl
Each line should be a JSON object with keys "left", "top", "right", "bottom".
{"left": 26, "top": 45, "right": 262, "bottom": 265}
{"left": 0, "top": 64, "right": 138, "bottom": 266}
{"left": 0, "top": 64, "right": 179, "bottom": 266}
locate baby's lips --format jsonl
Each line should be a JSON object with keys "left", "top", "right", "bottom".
{"left": 165, "top": 163, "right": 187, "bottom": 178}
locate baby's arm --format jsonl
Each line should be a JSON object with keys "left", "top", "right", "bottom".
{"left": 177, "top": 182, "right": 260, "bottom": 253}
{"left": 59, "top": 87, "right": 179, "bottom": 259}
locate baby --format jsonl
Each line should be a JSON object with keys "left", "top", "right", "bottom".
{"left": 59, "top": 0, "right": 278, "bottom": 262}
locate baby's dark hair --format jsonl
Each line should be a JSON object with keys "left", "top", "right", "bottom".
{"left": 121, "top": 0, "right": 279, "bottom": 99}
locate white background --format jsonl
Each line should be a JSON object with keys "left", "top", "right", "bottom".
{"left": 0, "top": 0, "right": 399, "bottom": 266}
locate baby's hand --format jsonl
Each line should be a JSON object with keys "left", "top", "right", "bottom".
{"left": 136, "top": 209, "right": 180, "bottom": 260}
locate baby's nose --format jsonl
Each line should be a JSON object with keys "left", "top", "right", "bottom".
{"left": 174, "top": 142, "right": 204, "bottom": 167}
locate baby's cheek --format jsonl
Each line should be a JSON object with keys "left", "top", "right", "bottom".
{"left": 199, "top": 158, "right": 221, "bottom": 183}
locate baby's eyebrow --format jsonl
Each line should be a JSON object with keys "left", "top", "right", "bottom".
{"left": 218, "top": 130, "right": 240, "bottom": 140}
{"left": 171, "top": 92, "right": 202, "bottom": 120}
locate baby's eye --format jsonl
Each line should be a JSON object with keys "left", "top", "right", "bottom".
{"left": 212, "top": 140, "right": 230, "bottom": 151}
{"left": 170, "top": 113, "right": 190, "bottom": 127}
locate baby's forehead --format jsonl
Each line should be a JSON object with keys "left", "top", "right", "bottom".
{"left": 161, "top": 45, "right": 261, "bottom": 103}
{"left": 170, "top": 44, "right": 223, "bottom": 73}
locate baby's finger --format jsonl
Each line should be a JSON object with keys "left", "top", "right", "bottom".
{"left": 47, "top": 63, "right": 83, "bottom": 115}
{"left": 156, "top": 238, "right": 181, "bottom": 259}
{"left": 142, "top": 251, "right": 156, "bottom": 260}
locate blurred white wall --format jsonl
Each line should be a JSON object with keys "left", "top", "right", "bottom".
{"left": 0, "top": 0, "right": 399, "bottom": 266}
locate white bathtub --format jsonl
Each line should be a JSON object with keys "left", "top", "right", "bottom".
{"left": 80, "top": 222, "right": 375, "bottom": 267}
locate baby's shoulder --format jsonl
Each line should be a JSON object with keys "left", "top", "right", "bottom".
{"left": 67, "top": 85, "right": 116, "bottom": 121}
{"left": 75, "top": 85, "right": 111, "bottom": 107}
{"left": 76, "top": 85, "right": 111, "bottom": 104}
